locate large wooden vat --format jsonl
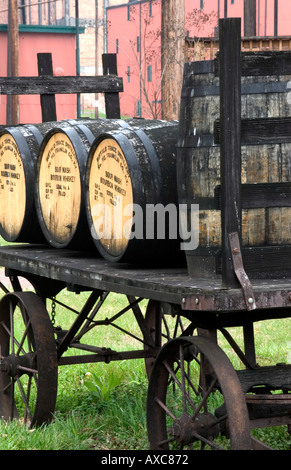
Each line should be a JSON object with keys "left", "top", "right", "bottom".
{"left": 86, "top": 120, "right": 184, "bottom": 264}
{"left": 177, "top": 56, "right": 291, "bottom": 278}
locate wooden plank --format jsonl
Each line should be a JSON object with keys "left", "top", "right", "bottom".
{"left": 214, "top": 117, "right": 291, "bottom": 145}
{"left": 0, "top": 75, "right": 123, "bottom": 95}
{"left": 37, "top": 53, "right": 57, "bottom": 122}
{"left": 219, "top": 18, "right": 242, "bottom": 288}
{"left": 102, "top": 53, "right": 121, "bottom": 119}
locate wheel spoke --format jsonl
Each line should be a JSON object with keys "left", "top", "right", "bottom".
{"left": 192, "top": 376, "right": 218, "bottom": 420}
{"left": 9, "top": 301, "right": 15, "bottom": 355}
{"left": 154, "top": 396, "right": 176, "bottom": 420}
{"left": 192, "top": 432, "right": 222, "bottom": 450}
{"left": 16, "top": 376, "right": 33, "bottom": 423}
{"left": 179, "top": 344, "right": 187, "bottom": 413}
{"left": 16, "top": 319, "right": 32, "bottom": 357}
{"left": 17, "top": 365, "right": 38, "bottom": 375}
{"left": 162, "top": 359, "right": 197, "bottom": 411}
{"left": 10, "top": 379, "right": 15, "bottom": 420}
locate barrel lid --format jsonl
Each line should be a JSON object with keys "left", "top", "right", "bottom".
{"left": 87, "top": 135, "right": 134, "bottom": 260}
{"left": 36, "top": 128, "right": 84, "bottom": 247}
{"left": 0, "top": 132, "right": 26, "bottom": 240}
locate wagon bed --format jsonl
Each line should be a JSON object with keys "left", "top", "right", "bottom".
{"left": 1, "top": 244, "right": 291, "bottom": 321}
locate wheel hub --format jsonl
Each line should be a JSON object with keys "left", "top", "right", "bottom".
{"left": 170, "top": 412, "right": 220, "bottom": 445}
{"left": 0, "top": 353, "right": 35, "bottom": 378}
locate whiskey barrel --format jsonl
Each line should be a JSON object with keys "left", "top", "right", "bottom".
{"left": 177, "top": 58, "right": 291, "bottom": 277}
{"left": 0, "top": 123, "right": 53, "bottom": 243}
{"left": 86, "top": 120, "right": 184, "bottom": 264}
{"left": 0, "top": 119, "right": 107, "bottom": 244}
{"left": 35, "top": 118, "right": 143, "bottom": 249}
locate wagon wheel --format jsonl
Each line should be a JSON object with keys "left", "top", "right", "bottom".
{"left": 144, "top": 300, "right": 195, "bottom": 377}
{"left": 147, "top": 336, "right": 251, "bottom": 450}
{"left": 0, "top": 291, "right": 58, "bottom": 427}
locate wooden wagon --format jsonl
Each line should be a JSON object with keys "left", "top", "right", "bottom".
{"left": 0, "top": 19, "right": 290, "bottom": 450}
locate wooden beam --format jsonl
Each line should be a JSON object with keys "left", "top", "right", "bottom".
{"left": 37, "top": 53, "right": 57, "bottom": 122}
{"left": 102, "top": 54, "right": 121, "bottom": 119}
{"left": 219, "top": 18, "right": 242, "bottom": 288}
{"left": 0, "top": 75, "right": 123, "bottom": 95}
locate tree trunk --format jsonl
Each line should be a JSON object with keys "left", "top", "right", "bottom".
{"left": 161, "top": 0, "right": 185, "bottom": 121}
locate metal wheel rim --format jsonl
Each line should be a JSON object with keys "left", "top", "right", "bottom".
{"left": 0, "top": 292, "right": 58, "bottom": 426}
{"left": 147, "top": 335, "right": 251, "bottom": 450}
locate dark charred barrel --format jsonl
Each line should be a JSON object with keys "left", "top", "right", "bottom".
{"left": 35, "top": 118, "right": 147, "bottom": 249}
{"left": 177, "top": 58, "right": 291, "bottom": 278}
{"left": 86, "top": 120, "right": 185, "bottom": 264}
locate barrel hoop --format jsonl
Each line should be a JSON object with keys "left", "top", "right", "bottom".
{"left": 115, "top": 119, "right": 132, "bottom": 129}
{"left": 184, "top": 52, "right": 291, "bottom": 77}
{"left": 22, "top": 124, "right": 44, "bottom": 146}
{"left": 74, "top": 124, "right": 95, "bottom": 145}
{"left": 181, "top": 182, "right": 291, "bottom": 212}
{"left": 214, "top": 117, "right": 291, "bottom": 145}
{"left": 133, "top": 128, "right": 162, "bottom": 202}
{"left": 177, "top": 135, "right": 215, "bottom": 148}
{"left": 183, "top": 60, "right": 215, "bottom": 76}
{"left": 181, "top": 81, "right": 289, "bottom": 99}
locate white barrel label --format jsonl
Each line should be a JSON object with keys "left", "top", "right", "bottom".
{"left": 0, "top": 134, "right": 26, "bottom": 239}
{"left": 89, "top": 138, "right": 133, "bottom": 256}
{"left": 38, "top": 133, "right": 81, "bottom": 244}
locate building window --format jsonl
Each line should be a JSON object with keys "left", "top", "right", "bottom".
{"left": 231, "top": 0, "right": 235, "bottom": 4}
{"left": 127, "top": 66, "right": 130, "bottom": 83}
{"left": 200, "top": 0, "right": 203, "bottom": 9}
{"left": 137, "top": 36, "right": 140, "bottom": 53}
{"left": 147, "top": 65, "right": 152, "bottom": 82}
{"left": 116, "top": 39, "right": 119, "bottom": 54}
{"left": 149, "top": 1, "right": 152, "bottom": 17}
{"left": 137, "top": 100, "right": 141, "bottom": 117}
{"left": 127, "top": 6, "right": 131, "bottom": 21}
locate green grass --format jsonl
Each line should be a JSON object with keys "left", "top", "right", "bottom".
{"left": 0, "top": 240, "right": 290, "bottom": 450}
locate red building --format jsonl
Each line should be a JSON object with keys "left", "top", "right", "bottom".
{"left": 0, "top": 24, "right": 78, "bottom": 124}
{"left": 107, "top": 0, "right": 291, "bottom": 118}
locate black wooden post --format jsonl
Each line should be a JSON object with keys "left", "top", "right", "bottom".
{"left": 219, "top": 18, "right": 242, "bottom": 288}
{"left": 102, "top": 53, "right": 121, "bottom": 119}
{"left": 37, "top": 53, "right": 57, "bottom": 122}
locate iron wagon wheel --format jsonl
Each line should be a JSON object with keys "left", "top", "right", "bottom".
{"left": 0, "top": 291, "right": 58, "bottom": 427}
{"left": 147, "top": 336, "right": 251, "bottom": 450}
{"left": 144, "top": 300, "right": 195, "bottom": 377}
